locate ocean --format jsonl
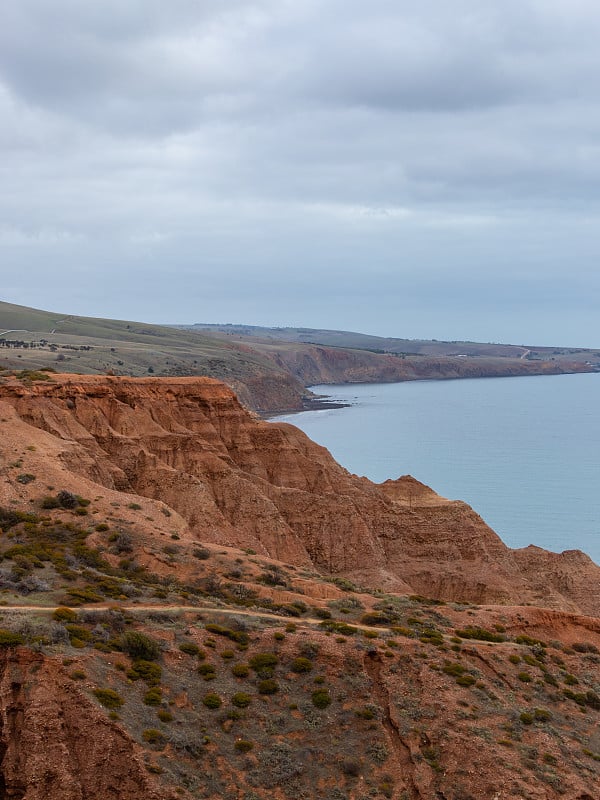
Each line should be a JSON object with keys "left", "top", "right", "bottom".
{"left": 272, "top": 372, "right": 600, "bottom": 564}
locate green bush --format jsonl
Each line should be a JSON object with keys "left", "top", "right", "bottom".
{"left": 127, "top": 660, "right": 162, "bottom": 686}
{"left": 249, "top": 652, "right": 278, "bottom": 671}
{"left": 0, "top": 630, "right": 25, "bottom": 648}
{"left": 179, "top": 642, "right": 201, "bottom": 656}
{"left": 142, "top": 728, "right": 166, "bottom": 745}
{"left": 455, "top": 675, "right": 476, "bottom": 687}
{"left": 204, "top": 623, "right": 249, "bottom": 646}
{"left": 520, "top": 712, "right": 534, "bottom": 725}
{"left": 66, "top": 625, "right": 92, "bottom": 645}
{"left": 157, "top": 709, "right": 173, "bottom": 723}
{"left": 291, "top": 657, "right": 313, "bottom": 673}
{"left": 231, "top": 692, "right": 252, "bottom": 708}
{"left": 311, "top": 689, "right": 332, "bottom": 708}
{"left": 53, "top": 606, "right": 78, "bottom": 623}
{"left": 232, "top": 663, "right": 250, "bottom": 678}
{"left": 93, "top": 688, "right": 124, "bottom": 709}
{"left": 144, "top": 687, "right": 163, "bottom": 706}
{"left": 202, "top": 693, "right": 222, "bottom": 709}
{"left": 122, "top": 631, "right": 160, "bottom": 661}
{"left": 258, "top": 679, "right": 279, "bottom": 695}
{"left": 442, "top": 662, "right": 465, "bottom": 677}
{"left": 455, "top": 627, "right": 505, "bottom": 643}
{"left": 234, "top": 739, "right": 254, "bottom": 753}
{"left": 517, "top": 672, "right": 532, "bottom": 683}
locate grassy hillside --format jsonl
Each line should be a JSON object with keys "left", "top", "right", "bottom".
{"left": 187, "top": 322, "right": 600, "bottom": 362}
{"left": 1, "top": 300, "right": 598, "bottom": 414}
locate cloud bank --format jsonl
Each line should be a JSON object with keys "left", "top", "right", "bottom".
{"left": 1, "top": 1, "right": 600, "bottom": 344}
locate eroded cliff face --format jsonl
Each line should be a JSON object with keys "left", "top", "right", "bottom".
{"left": 266, "top": 344, "right": 589, "bottom": 388}
{"left": 0, "top": 374, "right": 598, "bottom": 615}
{"left": 0, "top": 647, "right": 168, "bottom": 800}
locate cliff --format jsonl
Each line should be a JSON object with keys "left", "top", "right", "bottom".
{"left": 0, "top": 373, "right": 597, "bottom": 616}
{"left": 0, "top": 647, "right": 169, "bottom": 799}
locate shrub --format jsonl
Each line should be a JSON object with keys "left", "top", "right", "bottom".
{"left": 202, "top": 693, "right": 222, "bottom": 709}
{"left": 572, "top": 642, "right": 599, "bottom": 654}
{"left": 65, "top": 625, "right": 92, "bottom": 647}
{"left": 534, "top": 707, "right": 552, "bottom": 722}
{"left": 122, "top": 631, "right": 160, "bottom": 661}
{"left": 53, "top": 606, "right": 78, "bottom": 623}
{"left": 312, "top": 689, "right": 332, "bottom": 708}
{"left": 455, "top": 627, "right": 505, "bottom": 643}
{"left": 204, "top": 623, "right": 249, "bottom": 646}
{"left": 127, "top": 660, "right": 162, "bottom": 686}
{"left": 70, "top": 670, "right": 86, "bottom": 680}
{"left": 57, "top": 491, "right": 78, "bottom": 509}
{"left": 515, "top": 635, "right": 546, "bottom": 647}
{"left": 231, "top": 692, "right": 252, "bottom": 708}
{"left": 361, "top": 612, "right": 391, "bottom": 626}
{"left": 355, "top": 707, "right": 376, "bottom": 720}
{"left": 93, "top": 688, "right": 124, "bottom": 709}
{"left": 249, "top": 652, "right": 278, "bottom": 677}
{"left": 291, "top": 657, "right": 313, "bottom": 674}
{"left": 299, "top": 642, "right": 320, "bottom": 660}
{"left": 142, "top": 729, "right": 166, "bottom": 745}
{"left": 235, "top": 739, "right": 254, "bottom": 753}
{"left": 508, "top": 654, "right": 521, "bottom": 664}
{"left": 442, "top": 662, "right": 465, "bottom": 677}
{"left": 157, "top": 709, "right": 173, "bottom": 722}
{"left": 517, "top": 672, "right": 532, "bottom": 683}
{"left": 585, "top": 690, "right": 600, "bottom": 710}
{"left": 0, "top": 630, "right": 25, "bottom": 647}
{"left": 198, "top": 663, "right": 217, "bottom": 678}
{"left": 144, "top": 687, "right": 162, "bottom": 706}
{"left": 564, "top": 673, "right": 579, "bottom": 685}
{"left": 193, "top": 547, "right": 211, "bottom": 560}
{"left": 341, "top": 758, "right": 361, "bottom": 776}
{"left": 520, "top": 712, "right": 534, "bottom": 725}
{"left": 179, "top": 642, "right": 201, "bottom": 656}
{"left": 455, "top": 675, "right": 476, "bottom": 687}
{"left": 41, "top": 496, "right": 61, "bottom": 509}
{"left": 232, "top": 663, "right": 250, "bottom": 678}
{"left": 258, "top": 679, "right": 279, "bottom": 695}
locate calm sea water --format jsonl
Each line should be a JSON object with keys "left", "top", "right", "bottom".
{"left": 273, "top": 373, "right": 600, "bottom": 564}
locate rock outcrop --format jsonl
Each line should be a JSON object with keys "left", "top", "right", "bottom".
{"left": 0, "top": 374, "right": 598, "bottom": 615}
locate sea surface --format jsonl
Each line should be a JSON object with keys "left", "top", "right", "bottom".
{"left": 272, "top": 373, "right": 600, "bottom": 564}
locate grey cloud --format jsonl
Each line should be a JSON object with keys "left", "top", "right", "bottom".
{"left": 2, "top": 1, "right": 600, "bottom": 346}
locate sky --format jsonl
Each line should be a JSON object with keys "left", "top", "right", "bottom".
{"left": 1, "top": 0, "right": 600, "bottom": 346}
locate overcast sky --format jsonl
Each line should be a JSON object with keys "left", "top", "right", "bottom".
{"left": 1, "top": 1, "right": 600, "bottom": 346}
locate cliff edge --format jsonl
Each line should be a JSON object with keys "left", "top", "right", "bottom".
{"left": 0, "top": 373, "right": 598, "bottom": 616}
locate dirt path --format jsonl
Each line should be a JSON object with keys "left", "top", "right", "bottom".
{"left": 0, "top": 602, "right": 365, "bottom": 628}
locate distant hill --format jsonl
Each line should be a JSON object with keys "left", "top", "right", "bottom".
{"left": 1, "top": 300, "right": 597, "bottom": 413}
